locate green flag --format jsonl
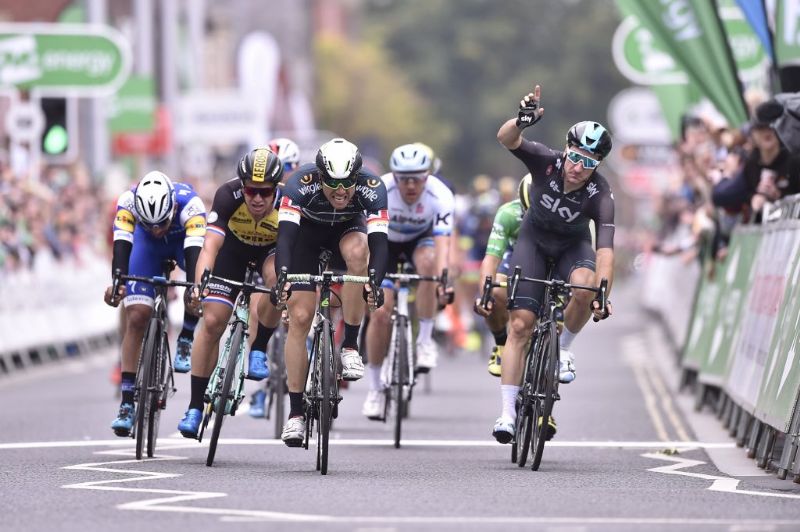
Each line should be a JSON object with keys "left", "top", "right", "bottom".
{"left": 774, "top": 0, "right": 800, "bottom": 66}
{"left": 616, "top": 0, "right": 748, "bottom": 127}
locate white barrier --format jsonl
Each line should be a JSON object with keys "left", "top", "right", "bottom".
{"left": 0, "top": 250, "right": 118, "bottom": 373}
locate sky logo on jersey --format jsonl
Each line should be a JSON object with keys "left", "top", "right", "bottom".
{"left": 539, "top": 194, "right": 580, "bottom": 222}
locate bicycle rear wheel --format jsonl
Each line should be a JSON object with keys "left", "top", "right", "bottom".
{"left": 530, "top": 320, "right": 558, "bottom": 471}
{"left": 135, "top": 318, "right": 159, "bottom": 460}
{"left": 207, "top": 323, "right": 244, "bottom": 467}
{"left": 393, "top": 316, "right": 408, "bottom": 449}
{"left": 146, "top": 329, "right": 169, "bottom": 457}
{"left": 318, "top": 320, "right": 333, "bottom": 475}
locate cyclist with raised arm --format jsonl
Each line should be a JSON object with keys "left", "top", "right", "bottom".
{"left": 274, "top": 138, "right": 389, "bottom": 446}
{"left": 176, "top": 148, "right": 284, "bottom": 438}
{"left": 104, "top": 171, "right": 206, "bottom": 436}
{"left": 491, "top": 84, "right": 615, "bottom": 444}
{"left": 248, "top": 137, "right": 301, "bottom": 419}
{"left": 362, "top": 143, "right": 455, "bottom": 419}
{"left": 473, "top": 174, "right": 531, "bottom": 378}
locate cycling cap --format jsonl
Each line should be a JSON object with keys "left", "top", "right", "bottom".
{"left": 316, "top": 138, "right": 363, "bottom": 180}
{"left": 134, "top": 171, "right": 176, "bottom": 227}
{"left": 237, "top": 147, "right": 284, "bottom": 185}
{"left": 566, "top": 121, "right": 613, "bottom": 159}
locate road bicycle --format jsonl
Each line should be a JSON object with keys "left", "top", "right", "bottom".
{"left": 112, "top": 260, "right": 194, "bottom": 460}
{"left": 480, "top": 263, "right": 607, "bottom": 470}
{"left": 278, "top": 267, "right": 378, "bottom": 475}
{"left": 197, "top": 262, "right": 273, "bottom": 467}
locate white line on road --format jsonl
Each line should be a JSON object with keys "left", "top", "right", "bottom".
{"left": 644, "top": 452, "right": 800, "bottom": 500}
{"left": 1, "top": 438, "right": 737, "bottom": 450}
{"left": 61, "top": 450, "right": 800, "bottom": 526}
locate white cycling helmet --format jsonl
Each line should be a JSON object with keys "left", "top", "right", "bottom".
{"left": 316, "top": 138, "right": 362, "bottom": 180}
{"left": 268, "top": 137, "right": 300, "bottom": 169}
{"left": 390, "top": 143, "right": 431, "bottom": 173}
{"left": 134, "top": 171, "right": 176, "bottom": 227}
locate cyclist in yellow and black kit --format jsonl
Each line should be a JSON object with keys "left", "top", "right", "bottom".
{"left": 177, "top": 147, "right": 284, "bottom": 438}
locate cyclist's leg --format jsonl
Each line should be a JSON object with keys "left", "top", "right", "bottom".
{"left": 246, "top": 248, "right": 279, "bottom": 381}
{"left": 173, "top": 240, "right": 199, "bottom": 373}
{"left": 556, "top": 239, "right": 596, "bottom": 383}
{"left": 486, "top": 270, "right": 509, "bottom": 377}
{"left": 112, "top": 229, "right": 159, "bottom": 434}
{"left": 338, "top": 218, "right": 369, "bottom": 380}
{"left": 411, "top": 238, "right": 440, "bottom": 371}
{"left": 363, "top": 287, "right": 395, "bottom": 419}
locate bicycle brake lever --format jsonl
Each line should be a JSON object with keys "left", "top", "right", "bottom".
{"left": 592, "top": 278, "right": 608, "bottom": 322}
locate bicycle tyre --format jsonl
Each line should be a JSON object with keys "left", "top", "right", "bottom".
{"left": 135, "top": 319, "right": 159, "bottom": 460}
{"left": 516, "top": 344, "right": 535, "bottom": 467}
{"left": 394, "top": 315, "right": 408, "bottom": 449}
{"left": 271, "top": 328, "right": 286, "bottom": 440}
{"left": 319, "top": 319, "right": 333, "bottom": 475}
{"left": 530, "top": 320, "right": 558, "bottom": 471}
{"left": 207, "top": 322, "right": 244, "bottom": 467}
{"left": 146, "top": 329, "right": 168, "bottom": 457}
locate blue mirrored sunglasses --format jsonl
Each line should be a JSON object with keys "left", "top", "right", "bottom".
{"left": 566, "top": 149, "right": 600, "bottom": 169}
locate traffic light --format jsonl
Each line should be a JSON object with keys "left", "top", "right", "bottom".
{"left": 40, "top": 97, "right": 69, "bottom": 156}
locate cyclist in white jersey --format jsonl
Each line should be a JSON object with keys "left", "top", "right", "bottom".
{"left": 362, "top": 143, "right": 454, "bottom": 419}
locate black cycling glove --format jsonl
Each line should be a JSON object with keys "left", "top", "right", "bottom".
{"left": 363, "top": 285, "right": 385, "bottom": 308}
{"left": 516, "top": 97, "right": 542, "bottom": 130}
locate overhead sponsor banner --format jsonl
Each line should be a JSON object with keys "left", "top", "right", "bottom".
{"left": 735, "top": 0, "right": 775, "bottom": 62}
{"left": 0, "top": 23, "right": 131, "bottom": 96}
{"left": 175, "top": 90, "right": 260, "bottom": 145}
{"left": 718, "top": 0, "right": 771, "bottom": 91}
{"left": 616, "top": 0, "right": 748, "bottom": 127}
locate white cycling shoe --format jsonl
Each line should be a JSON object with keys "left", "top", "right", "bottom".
{"left": 559, "top": 348, "right": 576, "bottom": 384}
{"left": 415, "top": 339, "right": 439, "bottom": 373}
{"left": 492, "top": 416, "right": 515, "bottom": 444}
{"left": 281, "top": 416, "right": 305, "bottom": 447}
{"left": 340, "top": 347, "right": 365, "bottom": 381}
{"left": 362, "top": 390, "right": 386, "bottom": 420}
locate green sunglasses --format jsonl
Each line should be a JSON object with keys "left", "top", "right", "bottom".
{"left": 322, "top": 175, "right": 357, "bottom": 189}
{"left": 566, "top": 149, "right": 600, "bottom": 169}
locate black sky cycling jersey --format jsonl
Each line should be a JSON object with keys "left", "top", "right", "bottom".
{"left": 511, "top": 139, "right": 615, "bottom": 249}
{"left": 278, "top": 163, "right": 389, "bottom": 225}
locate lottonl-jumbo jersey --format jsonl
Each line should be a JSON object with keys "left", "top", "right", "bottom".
{"left": 113, "top": 182, "right": 206, "bottom": 248}
{"left": 485, "top": 199, "right": 524, "bottom": 258}
{"left": 278, "top": 163, "right": 389, "bottom": 233}
{"left": 381, "top": 173, "right": 455, "bottom": 243}
{"left": 206, "top": 178, "right": 279, "bottom": 247}
{"left": 511, "top": 139, "right": 615, "bottom": 249}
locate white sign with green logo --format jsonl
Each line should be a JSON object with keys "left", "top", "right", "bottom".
{"left": 0, "top": 23, "right": 131, "bottom": 96}
{"left": 107, "top": 76, "right": 155, "bottom": 133}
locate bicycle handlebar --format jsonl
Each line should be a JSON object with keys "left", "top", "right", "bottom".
{"left": 111, "top": 268, "right": 195, "bottom": 305}
{"left": 505, "top": 266, "right": 610, "bottom": 320}
{"left": 198, "top": 266, "right": 274, "bottom": 301}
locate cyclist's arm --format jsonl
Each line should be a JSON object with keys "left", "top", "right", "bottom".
{"left": 478, "top": 253, "right": 502, "bottom": 284}
{"left": 431, "top": 181, "right": 455, "bottom": 275}
{"left": 596, "top": 248, "right": 614, "bottom": 296}
{"left": 275, "top": 195, "right": 302, "bottom": 276}
{"left": 195, "top": 230, "right": 223, "bottom": 283}
{"left": 594, "top": 188, "right": 615, "bottom": 294}
{"left": 366, "top": 209, "right": 390, "bottom": 283}
{"left": 179, "top": 196, "right": 207, "bottom": 283}
{"left": 497, "top": 118, "right": 523, "bottom": 150}
{"left": 433, "top": 235, "right": 450, "bottom": 276}
{"left": 111, "top": 192, "right": 135, "bottom": 277}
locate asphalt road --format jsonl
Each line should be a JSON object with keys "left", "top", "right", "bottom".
{"left": 2, "top": 282, "right": 800, "bottom": 532}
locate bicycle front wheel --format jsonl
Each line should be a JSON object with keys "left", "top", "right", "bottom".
{"left": 318, "top": 320, "right": 334, "bottom": 475}
{"left": 530, "top": 320, "right": 558, "bottom": 471}
{"left": 146, "top": 329, "right": 169, "bottom": 457}
{"left": 135, "top": 318, "right": 159, "bottom": 460}
{"left": 269, "top": 328, "right": 287, "bottom": 440}
{"left": 393, "top": 316, "right": 409, "bottom": 449}
{"left": 207, "top": 322, "right": 244, "bottom": 467}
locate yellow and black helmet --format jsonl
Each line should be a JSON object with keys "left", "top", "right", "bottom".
{"left": 237, "top": 147, "right": 284, "bottom": 185}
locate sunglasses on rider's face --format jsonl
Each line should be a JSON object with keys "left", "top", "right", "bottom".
{"left": 243, "top": 186, "right": 276, "bottom": 198}
{"left": 396, "top": 173, "right": 427, "bottom": 185}
{"left": 141, "top": 219, "right": 171, "bottom": 231}
{"left": 322, "top": 175, "right": 356, "bottom": 190}
{"left": 566, "top": 149, "right": 600, "bottom": 169}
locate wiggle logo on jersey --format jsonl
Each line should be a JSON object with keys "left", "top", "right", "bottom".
{"left": 539, "top": 194, "right": 580, "bottom": 222}
{"left": 356, "top": 184, "right": 379, "bottom": 202}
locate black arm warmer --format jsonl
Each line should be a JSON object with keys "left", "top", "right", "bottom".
{"left": 183, "top": 245, "right": 201, "bottom": 283}
{"left": 275, "top": 220, "right": 300, "bottom": 277}
{"left": 367, "top": 231, "right": 389, "bottom": 284}
{"left": 111, "top": 240, "right": 133, "bottom": 277}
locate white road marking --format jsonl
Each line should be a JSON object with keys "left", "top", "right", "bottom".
{"left": 644, "top": 451, "right": 800, "bottom": 500}
{"left": 0, "top": 438, "right": 737, "bottom": 450}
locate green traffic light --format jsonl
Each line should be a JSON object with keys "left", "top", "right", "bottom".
{"left": 43, "top": 125, "right": 68, "bottom": 154}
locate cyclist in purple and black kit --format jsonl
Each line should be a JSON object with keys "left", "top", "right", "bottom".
{"left": 491, "top": 84, "right": 615, "bottom": 444}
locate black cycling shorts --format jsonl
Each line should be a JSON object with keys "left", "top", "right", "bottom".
{"left": 290, "top": 215, "right": 366, "bottom": 292}
{"left": 204, "top": 238, "right": 275, "bottom": 308}
{"left": 506, "top": 221, "right": 595, "bottom": 315}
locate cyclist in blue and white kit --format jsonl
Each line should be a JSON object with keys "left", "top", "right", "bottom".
{"left": 104, "top": 171, "right": 206, "bottom": 436}
{"left": 362, "top": 143, "right": 455, "bottom": 419}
